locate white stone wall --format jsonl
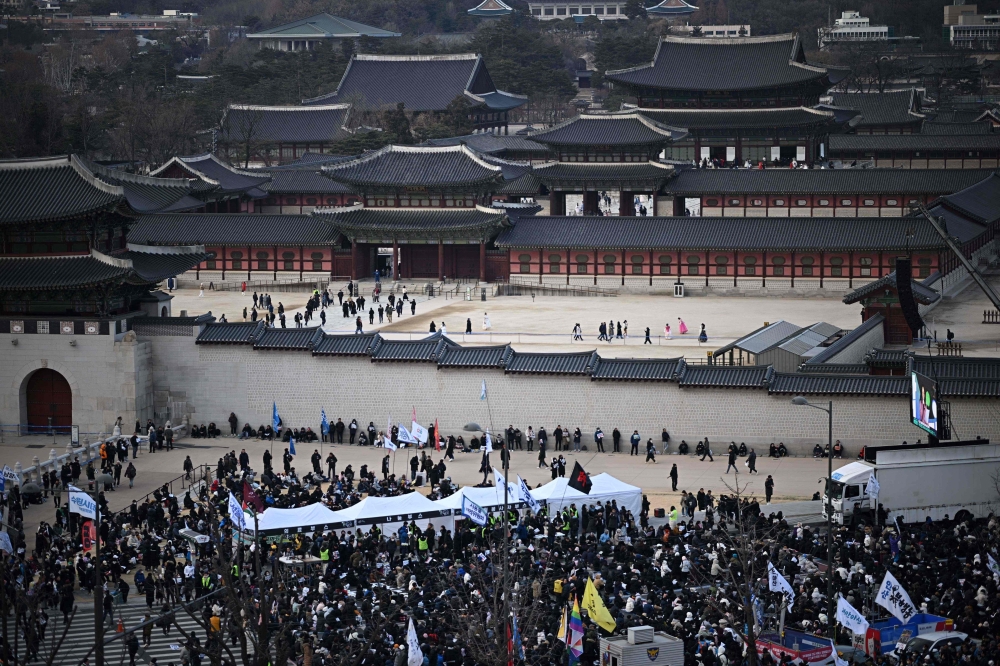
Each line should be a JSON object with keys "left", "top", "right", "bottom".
{"left": 143, "top": 338, "right": 999, "bottom": 455}
{"left": 0, "top": 332, "right": 153, "bottom": 436}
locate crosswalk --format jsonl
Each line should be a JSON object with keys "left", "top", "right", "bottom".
{"left": 26, "top": 599, "right": 253, "bottom": 666}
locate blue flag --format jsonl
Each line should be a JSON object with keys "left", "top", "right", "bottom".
{"left": 321, "top": 408, "right": 329, "bottom": 435}
{"left": 272, "top": 401, "right": 281, "bottom": 430}
{"left": 289, "top": 437, "right": 296, "bottom": 456}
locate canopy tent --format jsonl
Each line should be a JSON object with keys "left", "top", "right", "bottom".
{"left": 252, "top": 502, "right": 352, "bottom": 537}
{"left": 334, "top": 492, "right": 455, "bottom": 534}
{"left": 530, "top": 473, "right": 642, "bottom": 517}
{"left": 434, "top": 481, "right": 526, "bottom": 515}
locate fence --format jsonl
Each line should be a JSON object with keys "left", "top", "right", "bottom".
{"left": 376, "top": 329, "right": 718, "bottom": 347}
{"left": 984, "top": 310, "right": 1000, "bottom": 324}
{"left": 936, "top": 341, "right": 963, "bottom": 357}
{"left": 498, "top": 281, "right": 618, "bottom": 297}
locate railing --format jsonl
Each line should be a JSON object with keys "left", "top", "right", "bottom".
{"left": 984, "top": 309, "right": 1000, "bottom": 324}
{"left": 377, "top": 329, "right": 718, "bottom": 346}
{"left": 136, "top": 463, "right": 213, "bottom": 506}
{"left": 497, "top": 281, "right": 618, "bottom": 297}
{"left": 936, "top": 341, "right": 963, "bottom": 357}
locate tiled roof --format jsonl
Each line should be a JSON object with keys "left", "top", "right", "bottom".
{"left": 638, "top": 107, "right": 836, "bottom": 129}
{"left": 912, "top": 356, "right": 1000, "bottom": 380}
{"left": 921, "top": 122, "right": 991, "bottom": 135}
{"left": 149, "top": 154, "right": 270, "bottom": 197}
{"left": 278, "top": 153, "right": 359, "bottom": 167}
{"left": 864, "top": 348, "right": 910, "bottom": 368}
{"left": 591, "top": 357, "right": 682, "bottom": 381}
{"left": 796, "top": 363, "right": 871, "bottom": 374}
{"left": 938, "top": 379, "right": 1000, "bottom": 397}
{"left": 253, "top": 326, "right": 324, "bottom": 350}
{"left": 436, "top": 344, "right": 513, "bottom": 368}
{"left": 322, "top": 145, "right": 503, "bottom": 188}
{"left": 302, "top": 54, "right": 525, "bottom": 112}
{"left": 936, "top": 173, "right": 1000, "bottom": 225}
{"left": 83, "top": 158, "right": 199, "bottom": 214}
{"left": 828, "top": 134, "right": 1000, "bottom": 152}
{"left": 496, "top": 170, "right": 541, "bottom": 195}
{"left": 0, "top": 254, "right": 128, "bottom": 289}
{"left": 124, "top": 249, "right": 211, "bottom": 282}
{"left": 371, "top": 336, "right": 455, "bottom": 362}
{"left": 646, "top": 0, "right": 698, "bottom": 15}
{"left": 312, "top": 333, "right": 382, "bottom": 356}
{"left": 221, "top": 104, "right": 353, "bottom": 145}
{"left": 529, "top": 113, "right": 686, "bottom": 146}
{"left": 664, "top": 168, "right": 997, "bottom": 195}
{"left": 129, "top": 214, "right": 340, "bottom": 246}
{"left": 196, "top": 321, "right": 265, "bottom": 344}
{"left": 468, "top": 0, "right": 514, "bottom": 16}
{"left": 505, "top": 350, "right": 598, "bottom": 375}
{"left": 316, "top": 205, "right": 507, "bottom": 241}
{"left": 0, "top": 155, "right": 127, "bottom": 224}
{"left": 423, "top": 134, "right": 549, "bottom": 156}
{"left": 532, "top": 161, "right": 675, "bottom": 185}
{"left": 804, "top": 314, "right": 884, "bottom": 365}
{"left": 842, "top": 271, "right": 940, "bottom": 305}
{"left": 768, "top": 373, "right": 908, "bottom": 395}
{"left": 713, "top": 321, "right": 804, "bottom": 357}
{"left": 606, "top": 34, "right": 828, "bottom": 92}
{"left": 776, "top": 322, "right": 842, "bottom": 357}
{"left": 262, "top": 169, "right": 353, "bottom": 195}
{"left": 495, "top": 216, "right": 946, "bottom": 252}
{"left": 247, "top": 13, "right": 400, "bottom": 39}
{"left": 831, "top": 90, "right": 923, "bottom": 128}
{"left": 677, "top": 364, "right": 773, "bottom": 388}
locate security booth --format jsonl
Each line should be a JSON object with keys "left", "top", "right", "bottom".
{"left": 600, "top": 626, "right": 685, "bottom": 666}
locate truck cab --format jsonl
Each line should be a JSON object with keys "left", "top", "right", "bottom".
{"left": 822, "top": 461, "right": 874, "bottom": 526}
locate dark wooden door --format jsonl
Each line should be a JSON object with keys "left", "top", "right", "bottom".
{"left": 26, "top": 369, "right": 72, "bottom": 430}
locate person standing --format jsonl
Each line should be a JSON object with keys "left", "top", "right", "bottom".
{"left": 669, "top": 464, "right": 678, "bottom": 491}
{"left": 700, "top": 438, "right": 713, "bottom": 462}
{"left": 553, "top": 425, "right": 564, "bottom": 452}
{"left": 594, "top": 427, "right": 605, "bottom": 453}
{"left": 125, "top": 462, "right": 136, "bottom": 488}
{"left": 327, "top": 452, "right": 337, "bottom": 478}
{"left": 629, "top": 430, "right": 640, "bottom": 456}
{"left": 747, "top": 448, "right": 758, "bottom": 474}
{"left": 765, "top": 474, "right": 774, "bottom": 504}
{"left": 726, "top": 446, "right": 738, "bottom": 474}
{"left": 644, "top": 327, "right": 651, "bottom": 344}
{"left": 612, "top": 427, "right": 621, "bottom": 453}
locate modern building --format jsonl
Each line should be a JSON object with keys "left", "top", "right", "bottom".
{"left": 302, "top": 54, "right": 526, "bottom": 134}
{"left": 0, "top": 155, "right": 207, "bottom": 432}
{"left": 245, "top": 13, "right": 400, "bottom": 51}
{"left": 527, "top": 0, "right": 626, "bottom": 20}
{"left": 215, "top": 104, "right": 354, "bottom": 166}
{"left": 528, "top": 112, "right": 685, "bottom": 215}
{"left": 946, "top": 13, "right": 1000, "bottom": 48}
{"left": 818, "top": 11, "right": 892, "bottom": 49}
{"left": 673, "top": 24, "right": 750, "bottom": 37}
{"left": 43, "top": 12, "right": 199, "bottom": 32}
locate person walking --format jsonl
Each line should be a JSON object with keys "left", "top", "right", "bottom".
{"left": 629, "top": 430, "right": 640, "bottom": 456}
{"left": 125, "top": 461, "right": 137, "bottom": 488}
{"left": 747, "top": 448, "right": 758, "bottom": 474}
{"left": 698, "top": 323, "right": 708, "bottom": 344}
{"left": 645, "top": 439, "right": 656, "bottom": 463}
{"left": 669, "top": 463, "right": 678, "bottom": 491}
{"left": 725, "top": 446, "right": 738, "bottom": 474}
{"left": 700, "top": 438, "right": 713, "bottom": 462}
{"left": 644, "top": 327, "right": 651, "bottom": 344}
{"left": 678, "top": 318, "right": 689, "bottom": 334}
{"left": 572, "top": 323, "right": 583, "bottom": 341}
{"left": 765, "top": 474, "right": 775, "bottom": 504}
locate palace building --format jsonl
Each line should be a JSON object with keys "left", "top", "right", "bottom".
{"left": 149, "top": 154, "right": 270, "bottom": 212}
{"left": 215, "top": 104, "right": 355, "bottom": 166}
{"left": 302, "top": 54, "right": 527, "bottom": 134}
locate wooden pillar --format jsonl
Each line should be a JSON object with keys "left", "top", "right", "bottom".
{"left": 550, "top": 192, "right": 566, "bottom": 216}
{"left": 593, "top": 249, "right": 598, "bottom": 286}
{"left": 619, "top": 192, "right": 635, "bottom": 216}
{"left": 566, "top": 250, "right": 570, "bottom": 285}
{"left": 733, "top": 250, "right": 738, "bottom": 288}
{"left": 479, "top": 241, "right": 486, "bottom": 282}
{"left": 878, "top": 250, "right": 884, "bottom": 278}
{"left": 221, "top": 245, "right": 227, "bottom": 281}
{"left": 273, "top": 245, "right": 278, "bottom": 280}
{"left": 351, "top": 241, "right": 358, "bottom": 280}
{"left": 299, "top": 245, "right": 304, "bottom": 281}
{"left": 584, "top": 191, "right": 599, "bottom": 215}
{"left": 705, "top": 249, "right": 709, "bottom": 287}
{"left": 820, "top": 251, "right": 825, "bottom": 289}
{"left": 247, "top": 245, "right": 252, "bottom": 281}
{"left": 539, "top": 247, "right": 544, "bottom": 284}
{"left": 849, "top": 250, "right": 854, "bottom": 288}
{"left": 392, "top": 239, "right": 398, "bottom": 281}
{"left": 621, "top": 249, "right": 625, "bottom": 286}
{"left": 438, "top": 240, "right": 445, "bottom": 280}
{"left": 649, "top": 249, "right": 654, "bottom": 286}
{"left": 790, "top": 251, "right": 795, "bottom": 288}
{"left": 762, "top": 249, "right": 767, "bottom": 288}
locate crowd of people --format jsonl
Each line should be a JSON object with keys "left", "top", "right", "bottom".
{"left": 1, "top": 424, "right": 999, "bottom": 666}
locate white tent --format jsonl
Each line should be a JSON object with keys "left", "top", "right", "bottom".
{"left": 530, "top": 473, "right": 642, "bottom": 517}
{"left": 252, "top": 502, "right": 349, "bottom": 536}
{"left": 434, "top": 482, "right": 525, "bottom": 515}
{"left": 334, "top": 493, "right": 455, "bottom": 534}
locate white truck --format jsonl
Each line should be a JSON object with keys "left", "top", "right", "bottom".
{"left": 822, "top": 441, "right": 1000, "bottom": 527}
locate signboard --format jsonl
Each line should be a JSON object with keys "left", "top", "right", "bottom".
{"left": 796, "top": 146, "right": 806, "bottom": 162}
{"left": 757, "top": 631, "right": 834, "bottom": 666}
{"left": 911, "top": 371, "right": 938, "bottom": 435}
{"left": 71, "top": 425, "right": 80, "bottom": 445}
{"left": 81, "top": 520, "right": 95, "bottom": 550}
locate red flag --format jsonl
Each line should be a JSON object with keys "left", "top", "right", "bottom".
{"left": 434, "top": 418, "right": 440, "bottom": 451}
{"left": 243, "top": 480, "right": 264, "bottom": 513}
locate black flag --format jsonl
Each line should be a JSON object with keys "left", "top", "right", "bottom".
{"left": 567, "top": 461, "right": 592, "bottom": 494}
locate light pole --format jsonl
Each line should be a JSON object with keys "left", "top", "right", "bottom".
{"left": 791, "top": 396, "right": 835, "bottom": 639}
{"left": 92, "top": 473, "right": 114, "bottom": 666}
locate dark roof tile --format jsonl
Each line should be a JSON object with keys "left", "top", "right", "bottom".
{"left": 529, "top": 113, "right": 686, "bottom": 146}
{"left": 437, "top": 344, "right": 512, "bottom": 368}
{"left": 804, "top": 314, "right": 884, "bottom": 365}
{"left": 831, "top": 90, "right": 923, "bottom": 127}
{"left": 677, "top": 364, "right": 772, "bottom": 388}
{"left": 312, "top": 333, "right": 382, "bottom": 356}
{"left": 149, "top": 154, "right": 270, "bottom": 196}
{"left": 665, "top": 168, "right": 996, "bottom": 195}
{"left": 639, "top": 107, "right": 835, "bottom": 129}
{"left": 124, "top": 249, "right": 210, "bottom": 282}
{"left": 767, "top": 373, "right": 907, "bottom": 395}
{"left": 323, "top": 145, "right": 502, "bottom": 188}
{"left": 912, "top": 356, "right": 1000, "bottom": 380}
{"left": 937, "top": 173, "right": 1000, "bottom": 225}
{"left": 505, "top": 350, "right": 598, "bottom": 375}
{"left": 0, "top": 254, "right": 128, "bottom": 289}
{"left": 261, "top": 169, "right": 353, "bottom": 195}
{"left": 606, "top": 34, "right": 828, "bottom": 92}
{"left": 253, "top": 326, "right": 323, "bottom": 350}
{"left": 921, "top": 121, "right": 991, "bottom": 135}
{"left": 196, "top": 321, "right": 265, "bottom": 344}
{"left": 222, "top": 104, "right": 352, "bottom": 144}
{"left": 532, "top": 162, "right": 675, "bottom": 186}
{"left": 83, "top": 158, "right": 198, "bottom": 214}
{"left": 829, "top": 134, "right": 1000, "bottom": 152}
{"left": 591, "top": 357, "right": 681, "bottom": 381}
{"left": 0, "top": 155, "right": 126, "bottom": 224}
{"left": 423, "top": 133, "right": 549, "bottom": 156}
{"left": 371, "top": 338, "right": 453, "bottom": 362}
{"left": 842, "top": 272, "right": 940, "bottom": 305}
{"left": 316, "top": 205, "right": 507, "bottom": 241}
{"left": 129, "top": 214, "right": 340, "bottom": 246}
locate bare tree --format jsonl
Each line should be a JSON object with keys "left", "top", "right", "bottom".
{"left": 220, "top": 106, "right": 266, "bottom": 169}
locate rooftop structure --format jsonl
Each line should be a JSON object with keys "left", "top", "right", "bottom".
{"left": 673, "top": 24, "right": 751, "bottom": 37}
{"left": 645, "top": 0, "right": 698, "bottom": 17}
{"left": 818, "top": 11, "right": 894, "bottom": 50}
{"left": 246, "top": 13, "right": 400, "bottom": 51}
{"left": 149, "top": 154, "right": 270, "bottom": 211}
{"left": 527, "top": 0, "right": 626, "bottom": 20}
{"left": 467, "top": 0, "right": 514, "bottom": 17}
{"left": 829, "top": 90, "right": 924, "bottom": 134}
{"left": 216, "top": 104, "right": 354, "bottom": 166}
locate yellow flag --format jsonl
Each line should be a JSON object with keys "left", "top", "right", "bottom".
{"left": 556, "top": 606, "right": 568, "bottom": 643}
{"left": 582, "top": 577, "right": 617, "bottom": 632}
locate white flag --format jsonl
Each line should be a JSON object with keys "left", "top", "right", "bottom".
{"left": 397, "top": 424, "right": 418, "bottom": 444}
{"left": 406, "top": 617, "right": 423, "bottom": 666}
{"left": 485, "top": 432, "right": 493, "bottom": 452}
{"left": 767, "top": 561, "right": 795, "bottom": 611}
{"left": 0, "top": 532, "right": 12, "bottom": 554}
{"left": 866, "top": 472, "right": 880, "bottom": 499}
{"left": 836, "top": 594, "right": 870, "bottom": 635}
{"left": 517, "top": 475, "right": 541, "bottom": 513}
{"left": 988, "top": 553, "right": 1000, "bottom": 577}
{"left": 383, "top": 436, "right": 397, "bottom": 451}
{"left": 411, "top": 421, "right": 429, "bottom": 445}
{"left": 2, "top": 465, "right": 20, "bottom": 486}
{"left": 480, "top": 379, "right": 487, "bottom": 401}
{"left": 494, "top": 467, "right": 507, "bottom": 489}
{"left": 69, "top": 489, "right": 98, "bottom": 521}
{"left": 876, "top": 570, "right": 917, "bottom": 624}
{"left": 461, "top": 495, "right": 488, "bottom": 527}
{"left": 228, "top": 492, "right": 246, "bottom": 532}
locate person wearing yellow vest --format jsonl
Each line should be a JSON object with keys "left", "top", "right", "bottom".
{"left": 669, "top": 505, "right": 679, "bottom": 532}
{"left": 417, "top": 535, "right": 429, "bottom": 555}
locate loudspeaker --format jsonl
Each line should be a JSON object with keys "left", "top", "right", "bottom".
{"left": 895, "top": 257, "right": 925, "bottom": 336}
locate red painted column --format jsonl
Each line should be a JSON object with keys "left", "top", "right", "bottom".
{"left": 619, "top": 192, "right": 635, "bottom": 216}
{"left": 479, "top": 241, "right": 487, "bottom": 282}
{"left": 438, "top": 240, "right": 445, "bottom": 280}
{"left": 392, "top": 239, "right": 398, "bottom": 281}
{"left": 351, "top": 241, "right": 358, "bottom": 280}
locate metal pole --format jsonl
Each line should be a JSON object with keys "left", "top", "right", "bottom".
{"left": 95, "top": 497, "right": 104, "bottom": 666}
{"left": 503, "top": 440, "right": 511, "bottom": 666}
{"left": 827, "top": 401, "right": 835, "bottom": 642}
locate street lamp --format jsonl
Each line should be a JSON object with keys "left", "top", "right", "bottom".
{"left": 791, "top": 396, "right": 836, "bottom": 640}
